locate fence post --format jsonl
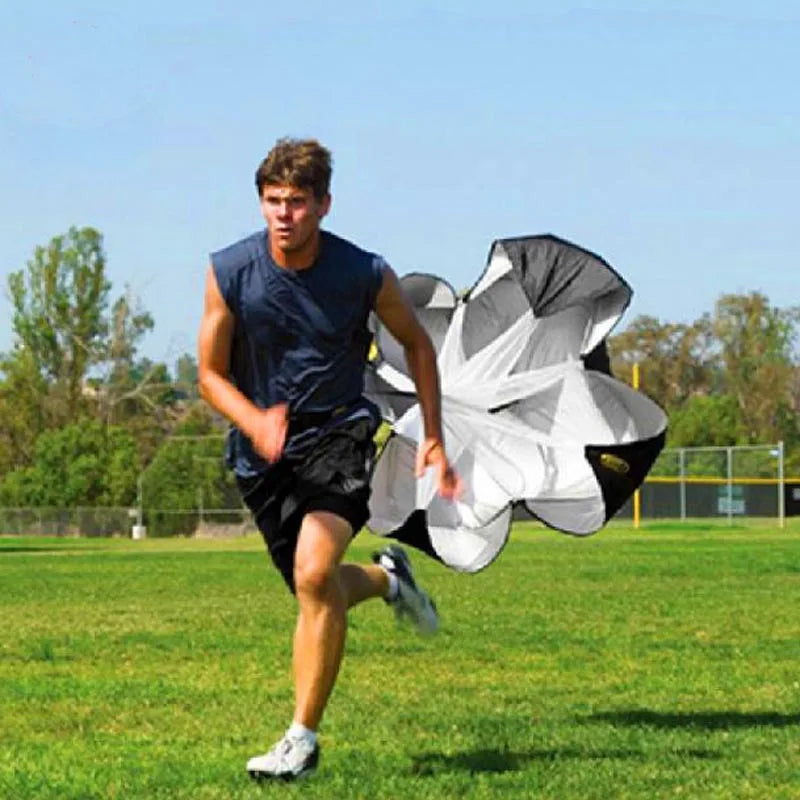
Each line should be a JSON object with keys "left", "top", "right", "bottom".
{"left": 136, "top": 473, "right": 144, "bottom": 528}
{"left": 778, "top": 440, "right": 785, "bottom": 529}
{"left": 726, "top": 446, "right": 733, "bottom": 527}
{"left": 632, "top": 361, "right": 641, "bottom": 529}
{"left": 131, "top": 472, "right": 147, "bottom": 539}
{"left": 679, "top": 448, "right": 686, "bottom": 522}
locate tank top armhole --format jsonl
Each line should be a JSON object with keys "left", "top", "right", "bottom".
{"left": 370, "top": 255, "right": 388, "bottom": 309}
{"left": 211, "top": 251, "right": 240, "bottom": 316}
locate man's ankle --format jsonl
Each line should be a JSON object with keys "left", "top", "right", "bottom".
{"left": 287, "top": 721, "right": 317, "bottom": 747}
{"left": 381, "top": 566, "right": 399, "bottom": 600}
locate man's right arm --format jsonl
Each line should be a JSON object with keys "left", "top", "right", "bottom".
{"left": 373, "top": 265, "right": 461, "bottom": 499}
{"left": 197, "top": 264, "right": 288, "bottom": 463}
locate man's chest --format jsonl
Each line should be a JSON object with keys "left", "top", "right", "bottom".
{"left": 239, "top": 269, "right": 368, "bottom": 350}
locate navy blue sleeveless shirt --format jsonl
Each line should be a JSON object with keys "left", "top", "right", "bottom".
{"left": 212, "top": 229, "right": 385, "bottom": 477}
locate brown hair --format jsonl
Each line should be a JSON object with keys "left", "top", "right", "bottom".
{"left": 255, "top": 138, "right": 332, "bottom": 200}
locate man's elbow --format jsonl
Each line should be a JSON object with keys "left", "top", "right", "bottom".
{"left": 404, "top": 328, "right": 436, "bottom": 361}
{"left": 197, "top": 367, "right": 220, "bottom": 405}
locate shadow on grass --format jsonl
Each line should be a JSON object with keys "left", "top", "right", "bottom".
{"left": 410, "top": 746, "right": 720, "bottom": 775}
{"left": 589, "top": 709, "right": 800, "bottom": 730}
{"left": 640, "top": 522, "right": 747, "bottom": 532}
{"left": 0, "top": 546, "right": 100, "bottom": 554}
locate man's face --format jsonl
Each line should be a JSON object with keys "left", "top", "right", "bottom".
{"left": 260, "top": 184, "right": 330, "bottom": 254}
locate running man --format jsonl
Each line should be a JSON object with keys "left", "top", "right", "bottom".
{"left": 198, "top": 138, "right": 460, "bottom": 781}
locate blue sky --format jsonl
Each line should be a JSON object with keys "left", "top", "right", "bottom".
{"left": 2, "top": 1, "right": 798, "bottom": 368}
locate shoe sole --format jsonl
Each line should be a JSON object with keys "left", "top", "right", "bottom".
{"left": 248, "top": 767, "right": 316, "bottom": 782}
{"left": 374, "top": 546, "right": 439, "bottom": 635}
{"left": 247, "top": 746, "right": 319, "bottom": 782}
{"left": 396, "top": 588, "right": 438, "bottom": 634}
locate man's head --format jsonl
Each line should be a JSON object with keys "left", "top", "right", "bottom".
{"left": 255, "top": 138, "right": 332, "bottom": 201}
{"left": 256, "top": 139, "right": 333, "bottom": 266}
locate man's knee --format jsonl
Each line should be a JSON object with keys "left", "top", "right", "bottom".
{"left": 293, "top": 510, "right": 353, "bottom": 600}
{"left": 294, "top": 556, "right": 338, "bottom": 599}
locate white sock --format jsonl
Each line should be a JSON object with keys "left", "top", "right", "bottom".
{"left": 383, "top": 567, "right": 399, "bottom": 601}
{"left": 287, "top": 721, "right": 317, "bottom": 747}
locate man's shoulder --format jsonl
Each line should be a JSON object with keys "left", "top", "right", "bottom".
{"left": 212, "top": 229, "right": 266, "bottom": 274}
{"left": 322, "top": 230, "right": 384, "bottom": 266}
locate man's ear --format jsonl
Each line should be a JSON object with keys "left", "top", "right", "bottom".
{"left": 318, "top": 193, "right": 332, "bottom": 219}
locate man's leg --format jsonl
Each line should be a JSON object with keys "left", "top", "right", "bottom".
{"left": 339, "top": 562, "right": 390, "bottom": 608}
{"left": 247, "top": 508, "right": 436, "bottom": 781}
{"left": 247, "top": 509, "right": 388, "bottom": 782}
{"left": 291, "top": 510, "right": 388, "bottom": 730}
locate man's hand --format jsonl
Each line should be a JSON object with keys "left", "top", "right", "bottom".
{"left": 246, "top": 403, "right": 289, "bottom": 463}
{"left": 415, "top": 437, "right": 462, "bottom": 500}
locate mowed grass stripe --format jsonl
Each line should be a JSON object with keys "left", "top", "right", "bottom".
{"left": 1, "top": 522, "right": 799, "bottom": 799}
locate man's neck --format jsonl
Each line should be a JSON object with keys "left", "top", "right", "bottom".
{"left": 269, "top": 230, "right": 322, "bottom": 271}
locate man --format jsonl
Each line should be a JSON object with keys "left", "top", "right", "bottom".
{"left": 198, "top": 138, "right": 460, "bottom": 781}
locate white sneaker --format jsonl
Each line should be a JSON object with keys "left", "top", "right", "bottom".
{"left": 246, "top": 734, "right": 319, "bottom": 781}
{"left": 373, "top": 545, "right": 439, "bottom": 635}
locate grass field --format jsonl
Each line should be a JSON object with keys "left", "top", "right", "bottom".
{"left": 2, "top": 521, "right": 799, "bottom": 799}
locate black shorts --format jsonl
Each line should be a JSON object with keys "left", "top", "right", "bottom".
{"left": 237, "top": 415, "right": 377, "bottom": 593}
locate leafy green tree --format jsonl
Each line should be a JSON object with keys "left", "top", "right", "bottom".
{"left": 108, "top": 291, "right": 154, "bottom": 369}
{"left": 0, "top": 420, "right": 138, "bottom": 507}
{"left": 607, "top": 314, "right": 718, "bottom": 411}
{"left": 0, "top": 349, "right": 49, "bottom": 473}
{"left": 609, "top": 294, "right": 799, "bottom": 470}
{"left": 1, "top": 230, "right": 165, "bottom": 480}
{"left": 667, "top": 394, "right": 740, "bottom": 448}
{"left": 140, "top": 403, "right": 236, "bottom": 536}
{"left": 101, "top": 290, "right": 156, "bottom": 417}
{"left": 96, "top": 291, "right": 185, "bottom": 463}
{"left": 789, "top": 367, "right": 800, "bottom": 473}
{"left": 7, "top": 227, "right": 110, "bottom": 424}
{"left": 174, "top": 353, "right": 199, "bottom": 400}
{"left": 713, "top": 292, "right": 800, "bottom": 447}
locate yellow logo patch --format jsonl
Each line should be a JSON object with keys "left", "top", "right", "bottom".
{"left": 600, "top": 453, "right": 630, "bottom": 474}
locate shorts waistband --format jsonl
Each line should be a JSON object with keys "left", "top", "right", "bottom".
{"left": 288, "top": 404, "right": 350, "bottom": 432}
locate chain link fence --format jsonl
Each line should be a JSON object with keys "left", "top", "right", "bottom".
{"left": 1, "top": 443, "right": 790, "bottom": 536}
{"left": 0, "top": 506, "right": 254, "bottom": 538}
{"left": 616, "top": 443, "right": 787, "bottom": 525}
{"left": 0, "top": 507, "right": 135, "bottom": 537}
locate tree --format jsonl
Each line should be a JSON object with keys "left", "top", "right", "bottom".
{"left": 108, "top": 357, "right": 183, "bottom": 466}
{"left": 6, "top": 227, "right": 110, "bottom": 424}
{"left": 607, "top": 314, "right": 718, "bottom": 411}
{"left": 1, "top": 230, "right": 165, "bottom": 479}
{"left": 174, "top": 353, "right": 199, "bottom": 400}
{"left": 608, "top": 292, "right": 799, "bottom": 467}
{"left": 713, "top": 292, "right": 800, "bottom": 446}
{"left": 0, "top": 420, "right": 139, "bottom": 507}
{"left": 667, "top": 394, "right": 740, "bottom": 448}
{"left": 0, "top": 348, "right": 49, "bottom": 473}
{"left": 103, "top": 289, "right": 155, "bottom": 404}
{"left": 139, "top": 403, "right": 236, "bottom": 536}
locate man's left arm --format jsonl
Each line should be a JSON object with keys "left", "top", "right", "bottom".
{"left": 373, "top": 266, "right": 461, "bottom": 499}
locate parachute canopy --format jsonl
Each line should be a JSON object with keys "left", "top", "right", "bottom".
{"left": 366, "top": 234, "right": 667, "bottom": 573}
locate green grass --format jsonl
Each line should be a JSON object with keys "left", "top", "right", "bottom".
{"left": 2, "top": 521, "right": 800, "bottom": 799}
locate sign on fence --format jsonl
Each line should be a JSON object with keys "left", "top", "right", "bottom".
{"left": 717, "top": 485, "right": 746, "bottom": 515}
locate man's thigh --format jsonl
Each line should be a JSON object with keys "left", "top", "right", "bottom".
{"left": 293, "top": 510, "right": 354, "bottom": 592}
{"left": 237, "top": 416, "right": 377, "bottom": 593}
{"left": 237, "top": 465, "right": 301, "bottom": 592}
